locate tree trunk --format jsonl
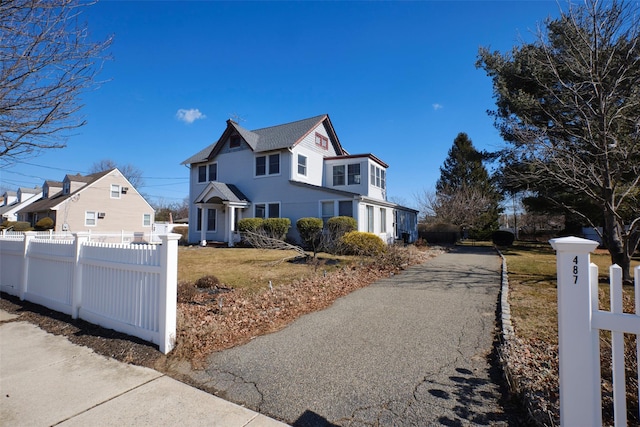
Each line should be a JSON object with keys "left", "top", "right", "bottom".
{"left": 603, "top": 209, "right": 632, "bottom": 284}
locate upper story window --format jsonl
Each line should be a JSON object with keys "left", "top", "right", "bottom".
{"left": 370, "top": 164, "right": 386, "bottom": 190}
{"left": 198, "top": 163, "right": 217, "bottom": 183}
{"left": 298, "top": 154, "right": 307, "bottom": 176}
{"left": 111, "top": 184, "right": 121, "bottom": 199}
{"left": 348, "top": 164, "right": 361, "bottom": 185}
{"left": 333, "top": 165, "right": 345, "bottom": 186}
{"left": 255, "top": 153, "right": 280, "bottom": 176}
{"left": 315, "top": 132, "right": 328, "bottom": 150}
{"left": 230, "top": 135, "right": 241, "bottom": 148}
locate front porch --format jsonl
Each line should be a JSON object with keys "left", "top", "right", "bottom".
{"left": 194, "top": 182, "right": 250, "bottom": 247}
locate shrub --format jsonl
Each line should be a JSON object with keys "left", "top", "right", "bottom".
{"left": 420, "top": 222, "right": 460, "bottom": 245}
{"left": 35, "top": 217, "right": 54, "bottom": 230}
{"left": 492, "top": 230, "right": 515, "bottom": 247}
{"left": 177, "top": 281, "right": 198, "bottom": 303}
{"left": 340, "top": 231, "right": 386, "bottom": 256}
{"left": 195, "top": 275, "right": 220, "bottom": 289}
{"left": 12, "top": 221, "right": 33, "bottom": 232}
{"left": 297, "top": 217, "right": 323, "bottom": 252}
{"left": 238, "top": 218, "right": 264, "bottom": 233}
{"left": 262, "top": 218, "right": 291, "bottom": 240}
{"left": 172, "top": 226, "right": 189, "bottom": 245}
{"left": 327, "top": 216, "right": 357, "bottom": 238}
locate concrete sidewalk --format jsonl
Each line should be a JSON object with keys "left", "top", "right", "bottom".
{"left": 0, "top": 309, "right": 287, "bottom": 427}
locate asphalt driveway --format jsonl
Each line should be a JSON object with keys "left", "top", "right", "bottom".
{"left": 194, "top": 246, "right": 516, "bottom": 426}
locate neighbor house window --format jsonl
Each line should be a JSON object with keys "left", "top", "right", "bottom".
{"left": 298, "top": 154, "right": 307, "bottom": 176}
{"left": 333, "top": 165, "right": 345, "bottom": 186}
{"left": 198, "top": 165, "right": 207, "bottom": 182}
{"left": 348, "top": 163, "right": 360, "bottom": 185}
{"left": 380, "top": 208, "right": 387, "bottom": 233}
{"left": 143, "top": 213, "right": 152, "bottom": 227}
{"left": 255, "top": 154, "right": 280, "bottom": 176}
{"left": 111, "top": 184, "right": 121, "bottom": 199}
{"left": 62, "top": 181, "right": 70, "bottom": 195}
{"left": 85, "top": 211, "right": 97, "bottom": 227}
{"left": 230, "top": 135, "right": 241, "bottom": 148}
{"left": 315, "top": 132, "right": 328, "bottom": 149}
{"left": 207, "top": 209, "right": 216, "bottom": 231}
{"left": 366, "top": 206, "right": 374, "bottom": 233}
{"left": 208, "top": 163, "right": 217, "bottom": 181}
{"left": 321, "top": 201, "right": 334, "bottom": 225}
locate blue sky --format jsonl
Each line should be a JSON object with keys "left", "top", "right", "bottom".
{"left": 1, "top": 0, "right": 562, "bottom": 209}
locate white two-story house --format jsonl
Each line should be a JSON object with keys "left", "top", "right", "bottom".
{"left": 181, "top": 114, "right": 418, "bottom": 246}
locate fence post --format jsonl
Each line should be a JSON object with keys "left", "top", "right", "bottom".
{"left": 550, "top": 236, "right": 601, "bottom": 427}
{"left": 19, "top": 232, "right": 36, "bottom": 300}
{"left": 158, "top": 233, "right": 179, "bottom": 354}
{"left": 71, "top": 232, "right": 89, "bottom": 319}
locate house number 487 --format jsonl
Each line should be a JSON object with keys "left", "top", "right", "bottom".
{"left": 572, "top": 256, "right": 579, "bottom": 284}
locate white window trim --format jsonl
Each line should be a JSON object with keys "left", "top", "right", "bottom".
{"left": 110, "top": 184, "right": 121, "bottom": 199}
{"left": 255, "top": 153, "right": 281, "bottom": 178}
{"left": 85, "top": 211, "right": 97, "bottom": 227}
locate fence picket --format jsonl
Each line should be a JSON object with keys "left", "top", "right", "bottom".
{"left": 609, "top": 264, "right": 626, "bottom": 426}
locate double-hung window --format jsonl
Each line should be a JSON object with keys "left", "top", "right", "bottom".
{"left": 209, "top": 163, "right": 217, "bottom": 181}
{"left": 321, "top": 201, "right": 334, "bottom": 225}
{"left": 111, "top": 184, "right": 121, "bottom": 199}
{"left": 298, "top": 154, "right": 307, "bottom": 176}
{"left": 199, "top": 163, "right": 217, "bottom": 182}
{"left": 85, "top": 211, "right": 97, "bottom": 227}
{"left": 207, "top": 209, "right": 216, "bottom": 231}
{"left": 143, "top": 213, "right": 152, "bottom": 227}
{"left": 366, "top": 206, "right": 374, "bottom": 233}
{"left": 256, "top": 153, "right": 280, "bottom": 176}
{"left": 333, "top": 165, "right": 345, "bottom": 186}
{"left": 348, "top": 163, "right": 360, "bottom": 185}
{"left": 198, "top": 165, "right": 207, "bottom": 183}
{"left": 255, "top": 203, "right": 280, "bottom": 218}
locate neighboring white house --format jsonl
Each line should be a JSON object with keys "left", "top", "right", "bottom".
{"left": 0, "top": 187, "right": 43, "bottom": 222}
{"left": 181, "top": 114, "right": 418, "bottom": 246}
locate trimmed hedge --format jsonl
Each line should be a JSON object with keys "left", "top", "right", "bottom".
{"left": 327, "top": 216, "right": 357, "bottom": 238}
{"left": 492, "top": 230, "right": 515, "bottom": 246}
{"left": 35, "top": 217, "right": 54, "bottom": 230}
{"left": 340, "top": 231, "right": 386, "bottom": 256}
{"left": 238, "top": 218, "right": 264, "bottom": 233}
{"left": 262, "top": 218, "right": 291, "bottom": 240}
{"left": 296, "top": 217, "right": 323, "bottom": 250}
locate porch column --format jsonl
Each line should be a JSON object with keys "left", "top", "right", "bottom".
{"left": 199, "top": 207, "right": 207, "bottom": 246}
{"left": 227, "top": 205, "right": 236, "bottom": 247}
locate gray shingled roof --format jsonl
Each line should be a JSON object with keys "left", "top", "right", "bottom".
{"left": 182, "top": 114, "right": 332, "bottom": 165}
{"left": 195, "top": 182, "right": 250, "bottom": 204}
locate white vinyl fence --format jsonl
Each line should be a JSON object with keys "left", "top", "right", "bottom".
{"left": 0, "top": 231, "right": 179, "bottom": 353}
{"left": 551, "top": 236, "right": 640, "bottom": 426}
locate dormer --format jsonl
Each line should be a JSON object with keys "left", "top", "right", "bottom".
{"left": 64, "top": 174, "right": 91, "bottom": 194}
{"left": 42, "top": 181, "right": 63, "bottom": 199}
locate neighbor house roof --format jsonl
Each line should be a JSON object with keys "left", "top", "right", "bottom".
{"left": 182, "top": 114, "right": 346, "bottom": 165}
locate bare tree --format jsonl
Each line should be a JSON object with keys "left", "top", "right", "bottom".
{"left": 417, "top": 186, "right": 497, "bottom": 232}
{"left": 89, "top": 159, "right": 144, "bottom": 188}
{"left": 0, "top": 0, "right": 112, "bottom": 164}
{"left": 478, "top": 0, "right": 640, "bottom": 282}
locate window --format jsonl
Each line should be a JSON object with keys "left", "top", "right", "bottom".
{"left": 366, "top": 206, "right": 374, "bottom": 232}
{"left": 380, "top": 208, "right": 387, "bottom": 233}
{"left": 143, "top": 213, "right": 152, "bottom": 227}
{"left": 196, "top": 208, "right": 202, "bottom": 231}
{"left": 63, "top": 182, "right": 70, "bottom": 195}
{"left": 333, "top": 165, "right": 345, "bottom": 186}
{"left": 255, "top": 203, "right": 279, "bottom": 218}
{"left": 370, "top": 164, "right": 386, "bottom": 190}
{"left": 207, "top": 209, "right": 216, "bottom": 231}
{"left": 269, "top": 154, "right": 280, "bottom": 174}
{"left": 348, "top": 163, "right": 360, "bottom": 185}
{"left": 85, "top": 211, "right": 97, "bottom": 227}
{"left": 298, "top": 154, "right": 307, "bottom": 176}
{"left": 230, "top": 135, "right": 241, "bottom": 148}
{"left": 111, "top": 184, "right": 121, "bottom": 199}
{"left": 256, "top": 153, "right": 280, "bottom": 176}
{"left": 315, "top": 132, "right": 328, "bottom": 150}
{"left": 321, "top": 201, "right": 334, "bottom": 225}
{"left": 338, "top": 200, "right": 353, "bottom": 217}
{"left": 268, "top": 203, "right": 280, "bottom": 218}
{"left": 198, "top": 165, "right": 207, "bottom": 182}
{"left": 208, "top": 163, "right": 217, "bottom": 182}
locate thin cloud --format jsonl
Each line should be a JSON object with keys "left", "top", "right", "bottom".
{"left": 176, "top": 108, "right": 206, "bottom": 124}
{"left": 432, "top": 103, "right": 444, "bottom": 111}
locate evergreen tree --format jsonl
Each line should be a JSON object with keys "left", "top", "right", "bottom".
{"left": 434, "top": 133, "right": 501, "bottom": 239}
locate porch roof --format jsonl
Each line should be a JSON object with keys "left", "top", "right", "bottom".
{"left": 195, "top": 182, "right": 250, "bottom": 204}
